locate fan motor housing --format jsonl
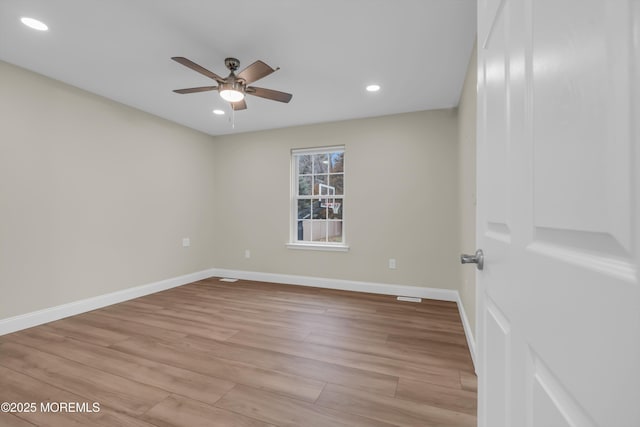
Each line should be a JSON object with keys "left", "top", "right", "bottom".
{"left": 224, "top": 57, "right": 240, "bottom": 72}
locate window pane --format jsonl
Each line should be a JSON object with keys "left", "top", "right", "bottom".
{"left": 297, "top": 199, "right": 311, "bottom": 219}
{"left": 313, "top": 154, "right": 329, "bottom": 173}
{"left": 298, "top": 176, "right": 312, "bottom": 196}
{"left": 299, "top": 219, "right": 312, "bottom": 241}
{"left": 312, "top": 174, "right": 327, "bottom": 195}
{"left": 328, "top": 198, "right": 343, "bottom": 220}
{"left": 329, "top": 174, "right": 344, "bottom": 195}
{"left": 328, "top": 221, "right": 343, "bottom": 242}
{"left": 329, "top": 152, "right": 344, "bottom": 173}
{"left": 311, "top": 199, "right": 326, "bottom": 219}
{"left": 311, "top": 221, "right": 328, "bottom": 242}
{"left": 297, "top": 154, "right": 312, "bottom": 175}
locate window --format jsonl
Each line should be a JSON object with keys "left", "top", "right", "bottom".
{"left": 289, "top": 146, "right": 347, "bottom": 250}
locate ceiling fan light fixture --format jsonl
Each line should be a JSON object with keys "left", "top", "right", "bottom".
{"left": 219, "top": 82, "right": 245, "bottom": 102}
{"left": 220, "top": 89, "right": 245, "bottom": 102}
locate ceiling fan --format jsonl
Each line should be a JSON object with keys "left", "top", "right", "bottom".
{"left": 171, "top": 56, "right": 293, "bottom": 111}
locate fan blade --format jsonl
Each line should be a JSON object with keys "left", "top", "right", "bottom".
{"left": 171, "top": 57, "right": 224, "bottom": 82}
{"left": 231, "top": 99, "right": 247, "bottom": 111}
{"left": 247, "top": 86, "right": 293, "bottom": 103}
{"left": 173, "top": 86, "right": 217, "bottom": 94}
{"left": 237, "top": 60, "right": 277, "bottom": 85}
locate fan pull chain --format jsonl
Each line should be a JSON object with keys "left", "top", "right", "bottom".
{"left": 231, "top": 106, "right": 235, "bottom": 129}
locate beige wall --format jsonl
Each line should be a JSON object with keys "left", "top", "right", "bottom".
{"left": 1, "top": 57, "right": 474, "bottom": 322}
{"left": 212, "top": 110, "right": 461, "bottom": 289}
{"left": 0, "top": 61, "right": 217, "bottom": 319}
{"left": 457, "top": 42, "right": 478, "bottom": 338}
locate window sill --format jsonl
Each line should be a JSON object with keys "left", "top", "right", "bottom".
{"left": 285, "top": 243, "right": 350, "bottom": 252}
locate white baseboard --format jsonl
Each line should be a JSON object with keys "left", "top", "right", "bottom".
{"left": 212, "top": 268, "right": 459, "bottom": 301}
{"left": 455, "top": 293, "right": 477, "bottom": 373}
{"left": 0, "top": 268, "right": 217, "bottom": 336}
{"left": 0, "top": 266, "right": 477, "bottom": 373}
{"left": 214, "top": 268, "right": 477, "bottom": 372}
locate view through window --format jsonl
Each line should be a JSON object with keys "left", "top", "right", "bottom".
{"left": 292, "top": 146, "right": 345, "bottom": 245}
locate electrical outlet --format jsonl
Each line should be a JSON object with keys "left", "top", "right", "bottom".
{"left": 388, "top": 258, "right": 397, "bottom": 269}
{"left": 182, "top": 238, "right": 190, "bottom": 247}
{"left": 245, "top": 249, "right": 251, "bottom": 259}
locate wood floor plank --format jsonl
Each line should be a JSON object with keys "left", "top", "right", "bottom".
{"left": 227, "top": 331, "right": 464, "bottom": 389}
{"left": 0, "top": 342, "right": 169, "bottom": 416}
{"left": 218, "top": 306, "right": 388, "bottom": 342}
{"left": 387, "top": 331, "right": 468, "bottom": 348}
{"left": 96, "top": 305, "right": 239, "bottom": 341}
{"left": 6, "top": 328, "right": 236, "bottom": 405}
{"left": 0, "top": 278, "right": 476, "bottom": 426}
{"left": 179, "top": 334, "right": 400, "bottom": 396}
{"left": 215, "top": 384, "right": 397, "bottom": 427}
{"left": 142, "top": 394, "right": 276, "bottom": 427}
{"left": 0, "top": 414, "right": 37, "bottom": 427}
{"left": 115, "top": 299, "right": 166, "bottom": 312}
{"left": 326, "top": 306, "right": 462, "bottom": 324}
{"left": 316, "top": 383, "right": 477, "bottom": 427}
{"left": 304, "top": 331, "right": 474, "bottom": 368}
{"left": 321, "top": 304, "right": 465, "bottom": 330}
{"left": 37, "top": 318, "right": 130, "bottom": 347}
{"left": 110, "top": 335, "right": 326, "bottom": 402}
{"left": 164, "top": 287, "right": 328, "bottom": 315}
{"left": 131, "top": 303, "right": 311, "bottom": 341}
{"left": 0, "top": 365, "right": 157, "bottom": 427}
{"left": 460, "top": 370, "right": 478, "bottom": 392}
{"left": 395, "top": 377, "right": 477, "bottom": 415}
{"left": 213, "top": 301, "right": 465, "bottom": 344}
{"left": 0, "top": 364, "right": 97, "bottom": 427}
{"left": 73, "top": 310, "right": 188, "bottom": 342}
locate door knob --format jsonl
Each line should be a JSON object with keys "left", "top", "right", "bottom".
{"left": 461, "top": 249, "right": 484, "bottom": 270}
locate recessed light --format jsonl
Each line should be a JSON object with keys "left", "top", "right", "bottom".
{"left": 366, "top": 84, "right": 381, "bottom": 92}
{"left": 21, "top": 17, "right": 48, "bottom": 31}
{"left": 212, "top": 109, "right": 225, "bottom": 115}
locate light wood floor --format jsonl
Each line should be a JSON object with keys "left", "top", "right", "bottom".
{"left": 0, "top": 278, "right": 477, "bottom": 427}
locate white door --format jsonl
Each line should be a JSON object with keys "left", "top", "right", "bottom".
{"left": 476, "top": 0, "right": 640, "bottom": 426}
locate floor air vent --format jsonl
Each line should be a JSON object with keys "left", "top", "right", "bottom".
{"left": 396, "top": 296, "right": 422, "bottom": 303}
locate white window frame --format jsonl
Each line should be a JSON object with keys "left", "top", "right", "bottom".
{"left": 287, "top": 145, "right": 348, "bottom": 252}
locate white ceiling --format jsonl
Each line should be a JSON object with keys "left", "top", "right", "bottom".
{"left": 0, "top": 0, "right": 476, "bottom": 136}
